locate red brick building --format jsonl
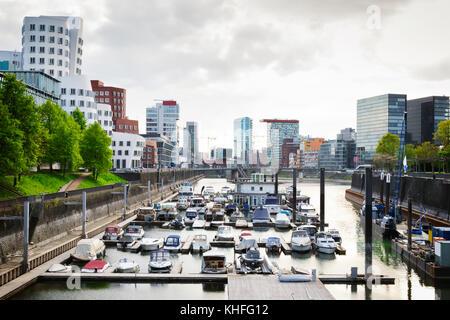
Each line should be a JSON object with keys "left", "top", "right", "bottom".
{"left": 281, "top": 138, "right": 300, "bottom": 168}
{"left": 142, "top": 140, "right": 158, "bottom": 168}
{"left": 115, "top": 117, "right": 139, "bottom": 134}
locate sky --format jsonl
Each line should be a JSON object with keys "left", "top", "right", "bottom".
{"left": 1, "top": 0, "right": 450, "bottom": 152}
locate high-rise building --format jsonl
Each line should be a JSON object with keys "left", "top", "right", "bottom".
{"left": 210, "top": 148, "right": 233, "bottom": 165}
{"left": 261, "top": 119, "right": 299, "bottom": 167}
{"left": 356, "top": 94, "right": 407, "bottom": 164}
{"left": 233, "top": 117, "right": 253, "bottom": 166}
{"left": 146, "top": 100, "right": 180, "bottom": 164}
{"left": 407, "top": 96, "right": 450, "bottom": 145}
{"left": 21, "top": 16, "right": 83, "bottom": 79}
{"left": 319, "top": 128, "right": 357, "bottom": 170}
{"left": 183, "top": 121, "right": 199, "bottom": 167}
{"left": 280, "top": 137, "right": 301, "bottom": 168}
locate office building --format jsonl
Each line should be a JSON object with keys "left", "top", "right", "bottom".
{"left": 407, "top": 96, "right": 450, "bottom": 145}
{"left": 142, "top": 140, "right": 158, "bottom": 169}
{"left": 210, "top": 148, "right": 233, "bottom": 165}
{"left": 261, "top": 119, "right": 299, "bottom": 167}
{"left": 0, "top": 51, "right": 23, "bottom": 71}
{"left": 233, "top": 117, "right": 253, "bottom": 165}
{"left": 281, "top": 137, "right": 301, "bottom": 168}
{"left": 21, "top": 16, "right": 83, "bottom": 78}
{"left": 356, "top": 94, "right": 407, "bottom": 164}
{"left": 183, "top": 121, "right": 200, "bottom": 167}
{"left": 141, "top": 133, "right": 175, "bottom": 168}
{"left": 96, "top": 103, "right": 113, "bottom": 137}
{"left": 111, "top": 132, "right": 145, "bottom": 169}
{"left": 318, "top": 128, "right": 356, "bottom": 171}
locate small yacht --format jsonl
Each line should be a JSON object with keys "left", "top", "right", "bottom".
{"left": 148, "top": 250, "right": 172, "bottom": 273}
{"left": 275, "top": 212, "right": 291, "bottom": 229}
{"left": 201, "top": 251, "right": 228, "bottom": 274}
{"left": 230, "top": 210, "right": 245, "bottom": 222}
{"left": 190, "top": 197, "right": 205, "bottom": 210}
{"left": 71, "top": 239, "right": 106, "bottom": 263}
{"left": 81, "top": 260, "right": 110, "bottom": 273}
{"left": 252, "top": 206, "right": 271, "bottom": 225}
{"left": 298, "top": 225, "right": 318, "bottom": 242}
{"left": 123, "top": 225, "right": 145, "bottom": 240}
{"left": 163, "top": 235, "right": 181, "bottom": 252}
{"left": 314, "top": 232, "right": 337, "bottom": 254}
{"left": 141, "top": 237, "right": 164, "bottom": 251}
{"left": 265, "top": 237, "right": 281, "bottom": 254}
{"left": 214, "top": 226, "right": 234, "bottom": 241}
{"left": 176, "top": 197, "right": 189, "bottom": 211}
{"left": 236, "top": 236, "right": 258, "bottom": 252}
{"left": 263, "top": 195, "right": 281, "bottom": 215}
{"left": 298, "top": 203, "right": 319, "bottom": 223}
{"left": 203, "top": 186, "right": 215, "bottom": 197}
{"left": 169, "top": 215, "right": 185, "bottom": 230}
{"left": 115, "top": 258, "right": 140, "bottom": 273}
{"left": 47, "top": 264, "right": 72, "bottom": 273}
{"left": 291, "top": 229, "right": 312, "bottom": 253}
{"left": 157, "top": 204, "right": 178, "bottom": 221}
{"left": 179, "top": 183, "right": 194, "bottom": 199}
{"left": 136, "top": 207, "right": 156, "bottom": 222}
{"left": 239, "top": 232, "right": 252, "bottom": 241}
{"left": 328, "top": 229, "right": 342, "bottom": 244}
{"left": 102, "top": 225, "right": 124, "bottom": 241}
{"left": 184, "top": 208, "right": 198, "bottom": 226}
{"left": 116, "top": 235, "right": 139, "bottom": 250}
{"left": 191, "top": 234, "right": 211, "bottom": 253}
{"left": 240, "top": 247, "right": 264, "bottom": 269}
{"left": 211, "top": 210, "right": 225, "bottom": 227}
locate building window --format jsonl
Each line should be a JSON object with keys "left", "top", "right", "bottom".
{"left": 49, "top": 58, "right": 54, "bottom": 65}
{"left": 49, "top": 25, "right": 55, "bottom": 32}
{"left": 58, "top": 60, "right": 62, "bottom": 66}
{"left": 49, "top": 36, "right": 55, "bottom": 43}
{"left": 30, "top": 35, "right": 35, "bottom": 42}
{"left": 61, "top": 99, "right": 66, "bottom": 106}
{"left": 112, "top": 141, "right": 116, "bottom": 146}
{"left": 79, "top": 89, "right": 84, "bottom": 96}
{"left": 58, "top": 71, "right": 62, "bottom": 77}
{"left": 105, "top": 91, "right": 109, "bottom": 96}
{"left": 100, "top": 98, "right": 104, "bottom": 103}
{"left": 30, "top": 46, "right": 35, "bottom": 53}
{"left": 125, "top": 150, "right": 129, "bottom": 156}
{"left": 39, "top": 58, "right": 45, "bottom": 64}
{"left": 80, "top": 100, "right": 84, "bottom": 107}
{"left": 39, "top": 47, "right": 45, "bottom": 53}
{"left": 105, "top": 98, "right": 109, "bottom": 103}
{"left": 30, "top": 24, "right": 35, "bottom": 31}
{"left": 49, "top": 47, "right": 54, "bottom": 54}
{"left": 58, "top": 27, "right": 63, "bottom": 34}
{"left": 39, "top": 36, "right": 45, "bottom": 42}
{"left": 58, "top": 48, "right": 63, "bottom": 55}
{"left": 118, "top": 150, "right": 122, "bottom": 156}
{"left": 61, "top": 88, "right": 66, "bottom": 95}
{"left": 70, "top": 100, "right": 76, "bottom": 106}
{"left": 119, "top": 141, "right": 123, "bottom": 146}
{"left": 70, "top": 88, "right": 76, "bottom": 95}
{"left": 100, "top": 91, "right": 104, "bottom": 96}
{"left": 58, "top": 38, "right": 63, "bottom": 44}
{"left": 127, "top": 141, "right": 131, "bottom": 146}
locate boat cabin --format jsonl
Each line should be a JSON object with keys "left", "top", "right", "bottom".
{"left": 164, "top": 235, "right": 181, "bottom": 247}
{"left": 201, "top": 252, "right": 227, "bottom": 274}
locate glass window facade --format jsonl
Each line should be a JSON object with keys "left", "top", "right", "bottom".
{"left": 233, "top": 117, "right": 253, "bottom": 165}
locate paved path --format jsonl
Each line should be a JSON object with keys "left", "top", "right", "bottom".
{"left": 65, "top": 173, "right": 90, "bottom": 192}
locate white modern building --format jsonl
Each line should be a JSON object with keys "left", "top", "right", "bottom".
{"left": 183, "top": 121, "right": 200, "bottom": 166}
{"left": 111, "top": 132, "right": 145, "bottom": 169}
{"left": 97, "top": 103, "right": 113, "bottom": 137}
{"left": 59, "top": 74, "right": 97, "bottom": 126}
{"left": 21, "top": 16, "right": 83, "bottom": 79}
{"left": 0, "top": 51, "right": 23, "bottom": 70}
{"left": 146, "top": 100, "right": 180, "bottom": 164}
{"left": 234, "top": 173, "right": 276, "bottom": 207}
{"left": 233, "top": 117, "right": 253, "bottom": 166}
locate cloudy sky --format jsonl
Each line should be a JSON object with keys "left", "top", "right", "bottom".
{"left": 2, "top": 0, "right": 450, "bottom": 152}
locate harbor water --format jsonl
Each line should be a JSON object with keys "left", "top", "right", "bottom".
{"left": 11, "top": 178, "right": 450, "bottom": 300}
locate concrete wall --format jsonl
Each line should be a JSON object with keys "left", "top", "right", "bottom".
{"left": 0, "top": 171, "right": 204, "bottom": 259}
{"left": 351, "top": 172, "right": 450, "bottom": 221}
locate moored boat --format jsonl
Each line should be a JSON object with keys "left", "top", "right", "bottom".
{"left": 102, "top": 225, "right": 124, "bottom": 241}
{"left": 275, "top": 212, "right": 291, "bottom": 229}
{"left": 115, "top": 258, "right": 140, "bottom": 273}
{"left": 191, "top": 234, "right": 211, "bottom": 253}
{"left": 265, "top": 237, "right": 281, "bottom": 254}
{"left": 81, "top": 260, "right": 110, "bottom": 273}
{"left": 148, "top": 250, "right": 172, "bottom": 273}
{"left": 291, "top": 229, "right": 312, "bottom": 253}
{"left": 136, "top": 207, "right": 156, "bottom": 222}
{"left": 163, "top": 235, "right": 181, "bottom": 252}
{"left": 314, "top": 232, "right": 336, "bottom": 254}
{"left": 123, "top": 225, "right": 145, "bottom": 240}
{"left": 141, "top": 237, "right": 164, "bottom": 251}
{"left": 184, "top": 208, "right": 198, "bottom": 226}
{"left": 71, "top": 239, "right": 106, "bottom": 263}
{"left": 201, "top": 251, "right": 228, "bottom": 274}
{"left": 214, "top": 225, "right": 234, "bottom": 241}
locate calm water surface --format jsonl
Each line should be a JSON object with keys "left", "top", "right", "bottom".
{"left": 11, "top": 178, "right": 450, "bottom": 300}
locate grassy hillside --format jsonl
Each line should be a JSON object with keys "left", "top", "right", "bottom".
{"left": 0, "top": 172, "right": 79, "bottom": 200}
{"left": 76, "top": 172, "right": 126, "bottom": 189}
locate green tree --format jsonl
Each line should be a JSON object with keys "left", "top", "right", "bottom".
{"left": 0, "top": 73, "right": 45, "bottom": 183}
{"left": 0, "top": 100, "right": 25, "bottom": 178}
{"left": 80, "top": 122, "right": 113, "bottom": 180}
{"left": 415, "top": 141, "right": 439, "bottom": 172}
{"left": 51, "top": 113, "right": 83, "bottom": 176}
{"left": 405, "top": 144, "right": 417, "bottom": 171}
{"left": 376, "top": 133, "right": 400, "bottom": 157}
{"left": 72, "top": 107, "right": 87, "bottom": 131}
{"left": 434, "top": 119, "right": 450, "bottom": 148}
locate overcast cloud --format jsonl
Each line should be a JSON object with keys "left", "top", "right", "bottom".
{"left": 1, "top": 0, "right": 449, "bottom": 151}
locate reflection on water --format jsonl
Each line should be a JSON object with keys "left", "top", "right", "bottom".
{"left": 10, "top": 178, "right": 450, "bottom": 300}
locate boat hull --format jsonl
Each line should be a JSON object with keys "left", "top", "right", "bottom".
{"left": 291, "top": 242, "right": 312, "bottom": 253}
{"left": 316, "top": 246, "right": 336, "bottom": 254}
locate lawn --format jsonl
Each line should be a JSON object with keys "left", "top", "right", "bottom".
{"left": 76, "top": 172, "right": 126, "bottom": 189}
{"left": 0, "top": 172, "right": 80, "bottom": 200}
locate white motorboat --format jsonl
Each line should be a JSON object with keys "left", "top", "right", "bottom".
{"left": 275, "top": 212, "right": 291, "bottom": 229}
{"left": 298, "top": 225, "right": 318, "bottom": 242}
{"left": 291, "top": 229, "right": 312, "bottom": 253}
{"left": 214, "top": 226, "right": 234, "bottom": 241}
{"left": 192, "top": 219, "right": 206, "bottom": 229}
{"left": 263, "top": 195, "right": 281, "bottom": 215}
{"left": 116, "top": 235, "right": 139, "bottom": 250}
{"left": 184, "top": 208, "right": 198, "bottom": 226}
{"left": 211, "top": 210, "right": 225, "bottom": 227}
{"left": 220, "top": 186, "right": 232, "bottom": 195}
{"left": 252, "top": 206, "right": 271, "bottom": 225}
{"left": 163, "top": 235, "right": 182, "bottom": 252}
{"left": 190, "top": 197, "right": 205, "bottom": 210}
{"left": 123, "top": 225, "right": 145, "bottom": 240}
{"left": 47, "top": 264, "right": 72, "bottom": 273}
{"left": 81, "top": 260, "right": 110, "bottom": 273}
{"left": 201, "top": 251, "right": 228, "bottom": 274}
{"left": 213, "top": 196, "right": 228, "bottom": 204}
{"left": 297, "top": 203, "right": 319, "bottom": 223}
{"left": 202, "top": 186, "right": 215, "bottom": 197}
{"left": 314, "top": 232, "right": 337, "bottom": 254}
{"left": 115, "top": 258, "right": 140, "bottom": 273}
{"left": 102, "top": 225, "right": 124, "bottom": 240}
{"left": 141, "top": 237, "right": 164, "bottom": 251}
{"left": 328, "top": 229, "right": 342, "bottom": 244}
{"left": 230, "top": 210, "right": 245, "bottom": 222}
{"left": 176, "top": 197, "right": 189, "bottom": 211}
{"left": 71, "top": 239, "right": 106, "bottom": 262}
{"left": 236, "top": 236, "right": 258, "bottom": 252}
{"left": 191, "top": 234, "right": 211, "bottom": 253}
{"left": 148, "top": 250, "right": 172, "bottom": 273}
{"left": 240, "top": 247, "right": 264, "bottom": 269}
{"left": 179, "top": 183, "right": 194, "bottom": 198}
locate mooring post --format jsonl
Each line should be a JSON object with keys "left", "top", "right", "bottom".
{"left": 408, "top": 198, "right": 412, "bottom": 251}
{"left": 147, "top": 180, "right": 151, "bottom": 205}
{"left": 123, "top": 184, "right": 127, "bottom": 220}
{"left": 161, "top": 177, "right": 164, "bottom": 200}
{"left": 380, "top": 172, "right": 384, "bottom": 207}
{"left": 82, "top": 191, "right": 87, "bottom": 239}
{"left": 292, "top": 168, "right": 297, "bottom": 223}
{"left": 275, "top": 172, "right": 278, "bottom": 196}
{"left": 385, "top": 173, "right": 391, "bottom": 216}
{"left": 320, "top": 168, "right": 325, "bottom": 232}
{"left": 365, "top": 167, "right": 373, "bottom": 281}
{"left": 22, "top": 200, "right": 29, "bottom": 274}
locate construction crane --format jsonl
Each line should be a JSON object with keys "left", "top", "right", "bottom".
{"left": 391, "top": 111, "right": 407, "bottom": 224}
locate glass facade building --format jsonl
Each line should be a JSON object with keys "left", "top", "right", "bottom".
{"left": 318, "top": 128, "right": 356, "bottom": 170}
{"left": 407, "top": 96, "right": 450, "bottom": 145}
{"left": 183, "top": 121, "right": 199, "bottom": 166}
{"left": 233, "top": 117, "right": 253, "bottom": 166}
{"left": 356, "top": 94, "right": 407, "bottom": 164}
{"left": 262, "top": 119, "right": 299, "bottom": 167}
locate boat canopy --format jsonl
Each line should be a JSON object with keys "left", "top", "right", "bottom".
{"left": 125, "top": 225, "right": 143, "bottom": 233}
{"left": 264, "top": 195, "right": 279, "bottom": 205}
{"left": 151, "top": 250, "right": 170, "bottom": 261}
{"left": 253, "top": 207, "right": 270, "bottom": 220}
{"left": 105, "top": 225, "right": 120, "bottom": 233}
{"left": 266, "top": 237, "right": 281, "bottom": 245}
{"left": 279, "top": 210, "right": 291, "bottom": 216}
{"left": 74, "top": 239, "right": 103, "bottom": 255}
{"left": 165, "top": 235, "right": 180, "bottom": 246}
{"left": 236, "top": 237, "right": 258, "bottom": 251}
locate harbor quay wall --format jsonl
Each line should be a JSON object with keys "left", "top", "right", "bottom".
{"left": 0, "top": 171, "right": 204, "bottom": 259}
{"left": 350, "top": 173, "right": 450, "bottom": 222}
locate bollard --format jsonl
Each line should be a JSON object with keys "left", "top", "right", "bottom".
{"left": 365, "top": 168, "right": 373, "bottom": 281}
{"left": 275, "top": 173, "right": 278, "bottom": 196}
{"left": 385, "top": 173, "right": 391, "bottom": 216}
{"left": 292, "top": 168, "right": 297, "bottom": 223}
{"left": 407, "top": 199, "right": 412, "bottom": 251}
{"left": 148, "top": 180, "right": 151, "bottom": 205}
{"left": 22, "top": 200, "right": 30, "bottom": 273}
{"left": 320, "top": 168, "right": 325, "bottom": 232}
{"left": 123, "top": 184, "right": 127, "bottom": 220}
{"left": 82, "top": 191, "right": 87, "bottom": 239}
{"left": 351, "top": 267, "right": 358, "bottom": 279}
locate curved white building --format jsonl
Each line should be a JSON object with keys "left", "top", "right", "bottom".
{"left": 97, "top": 103, "right": 113, "bottom": 137}
{"left": 21, "top": 16, "right": 83, "bottom": 79}
{"left": 111, "top": 132, "right": 145, "bottom": 169}
{"left": 59, "top": 74, "right": 97, "bottom": 126}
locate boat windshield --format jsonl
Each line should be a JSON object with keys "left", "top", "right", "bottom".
{"left": 126, "top": 226, "right": 141, "bottom": 233}
{"left": 186, "top": 211, "right": 197, "bottom": 218}
{"left": 165, "top": 237, "right": 179, "bottom": 246}
{"left": 246, "top": 249, "right": 261, "bottom": 259}
{"left": 194, "top": 235, "right": 207, "bottom": 241}
{"left": 264, "top": 197, "right": 279, "bottom": 205}
{"left": 267, "top": 237, "right": 280, "bottom": 245}
{"left": 153, "top": 203, "right": 161, "bottom": 210}
{"left": 151, "top": 251, "right": 169, "bottom": 261}
{"left": 302, "top": 227, "right": 317, "bottom": 236}
{"left": 293, "top": 231, "right": 308, "bottom": 238}
{"left": 106, "top": 227, "right": 118, "bottom": 233}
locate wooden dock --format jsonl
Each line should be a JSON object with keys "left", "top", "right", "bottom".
{"left": 181, "top": 235, "right": 194, "bottom": 254}
{"left": 227, "top": 274, "right": 335, "bottom": 300}
{"left": 210, "top": 239, "right": 235, "bottom": 247}
{"left": 280, "top": 237, "right": 292, "bottom": 255}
